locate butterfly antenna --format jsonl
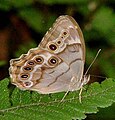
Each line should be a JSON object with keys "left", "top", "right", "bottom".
{"left": 84, "top": 49, "right": 101, "bottom": 76}
{"left": 90, "top": 74, "right": 107, "bottom": 79}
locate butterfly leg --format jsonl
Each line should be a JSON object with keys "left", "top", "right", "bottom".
{"left": 79, "top": 75, "right": 90, "bottom": 103}
{"left": 79, "top": 86, "right": 87, "bottom": 103}
{"left": 60, "top": 76, "right": 75, "bottom": 102}
{"left": 60, "top": 91, "right": 70, "bottom": 102}
{"left": 79, "top": 87, "right": 83, "bottom": 103}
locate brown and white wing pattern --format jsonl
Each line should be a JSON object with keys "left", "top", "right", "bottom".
{"left": 9, "top": 15, "right": 89, "bottom": 94}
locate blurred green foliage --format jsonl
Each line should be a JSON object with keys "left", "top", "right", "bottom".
{"left": 15, "top": 41, "right": 37, "bottom": 57}
{"left": 0, "top": 0, "right": 114, "bottom": 119}
{"left": 0, "top": 61, "right": 6, "bottom": 66}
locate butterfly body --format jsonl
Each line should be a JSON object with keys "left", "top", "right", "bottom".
{"left": 9, "top": 15, "right": 89, "bottom": 94}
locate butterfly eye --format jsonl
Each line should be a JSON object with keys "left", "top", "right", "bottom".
{"left": 20, "top": 73, "right": 30, "bottom": 80}
{"left": 35, "top": 56, "right": 44, "bottom": 64}
{"left": 23, "top": 66, "right": 33, "bottom": 72}
{"left": 48, "top": 43, "right": 58, "bottom": 51}
{"left": 27, "top": 60, "right": 35, "bottom": 66}
{"left": 48, "top": 56, "right": 58, "bottom": 66}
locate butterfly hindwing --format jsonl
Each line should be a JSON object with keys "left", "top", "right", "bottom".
{"left": 9, "top": 15, "right": 89, "bottom": 94}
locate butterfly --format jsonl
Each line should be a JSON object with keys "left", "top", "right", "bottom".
{"left": 9, "top": 15, "right": 90, "bottom": 94}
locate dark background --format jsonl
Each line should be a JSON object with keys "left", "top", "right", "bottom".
{"left": 0, "top": 0, "right": 114, "bottom": 119}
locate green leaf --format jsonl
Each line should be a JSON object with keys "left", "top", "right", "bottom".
{"left": 0, "top": 78, "right": 10, "bottom": 109}
{"left": 0, "top": 78, "right": 115, "bottom": 120}
{"left": 40, "top": 0, "right": 88, "bottom": 5}
{"left": 18, "top": 8, "right": 57, "bottom": 34}
{"left": 9, "top": 0, "right": 33, "bottom": 8}
{"left": 0, "top": 0, "right": 11, "bottom": 11}
{"left": 94, "top": 103, "right": 115, "bottom": 119}
{"left": 0, "top": 0, "right": 33, "bottom": 10}
{"left": 99, "top": 57, "right": 115, "bottom": 78}
{"left": 92, "top": 7, "right": 115, "bottom": 45}
{"left": 19, "top": 8, "right": 46, "bottom": 33}
{"left": 14, "top": 41, "right": 37, "bottom": 57}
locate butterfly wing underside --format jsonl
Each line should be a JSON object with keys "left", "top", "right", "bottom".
{"left": 9, "top": 15, "right": 89, "bottom": 94}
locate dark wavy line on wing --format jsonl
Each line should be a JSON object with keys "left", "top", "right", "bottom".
{"left": 47, "top": 58, "right": 81, "bottom": 87}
